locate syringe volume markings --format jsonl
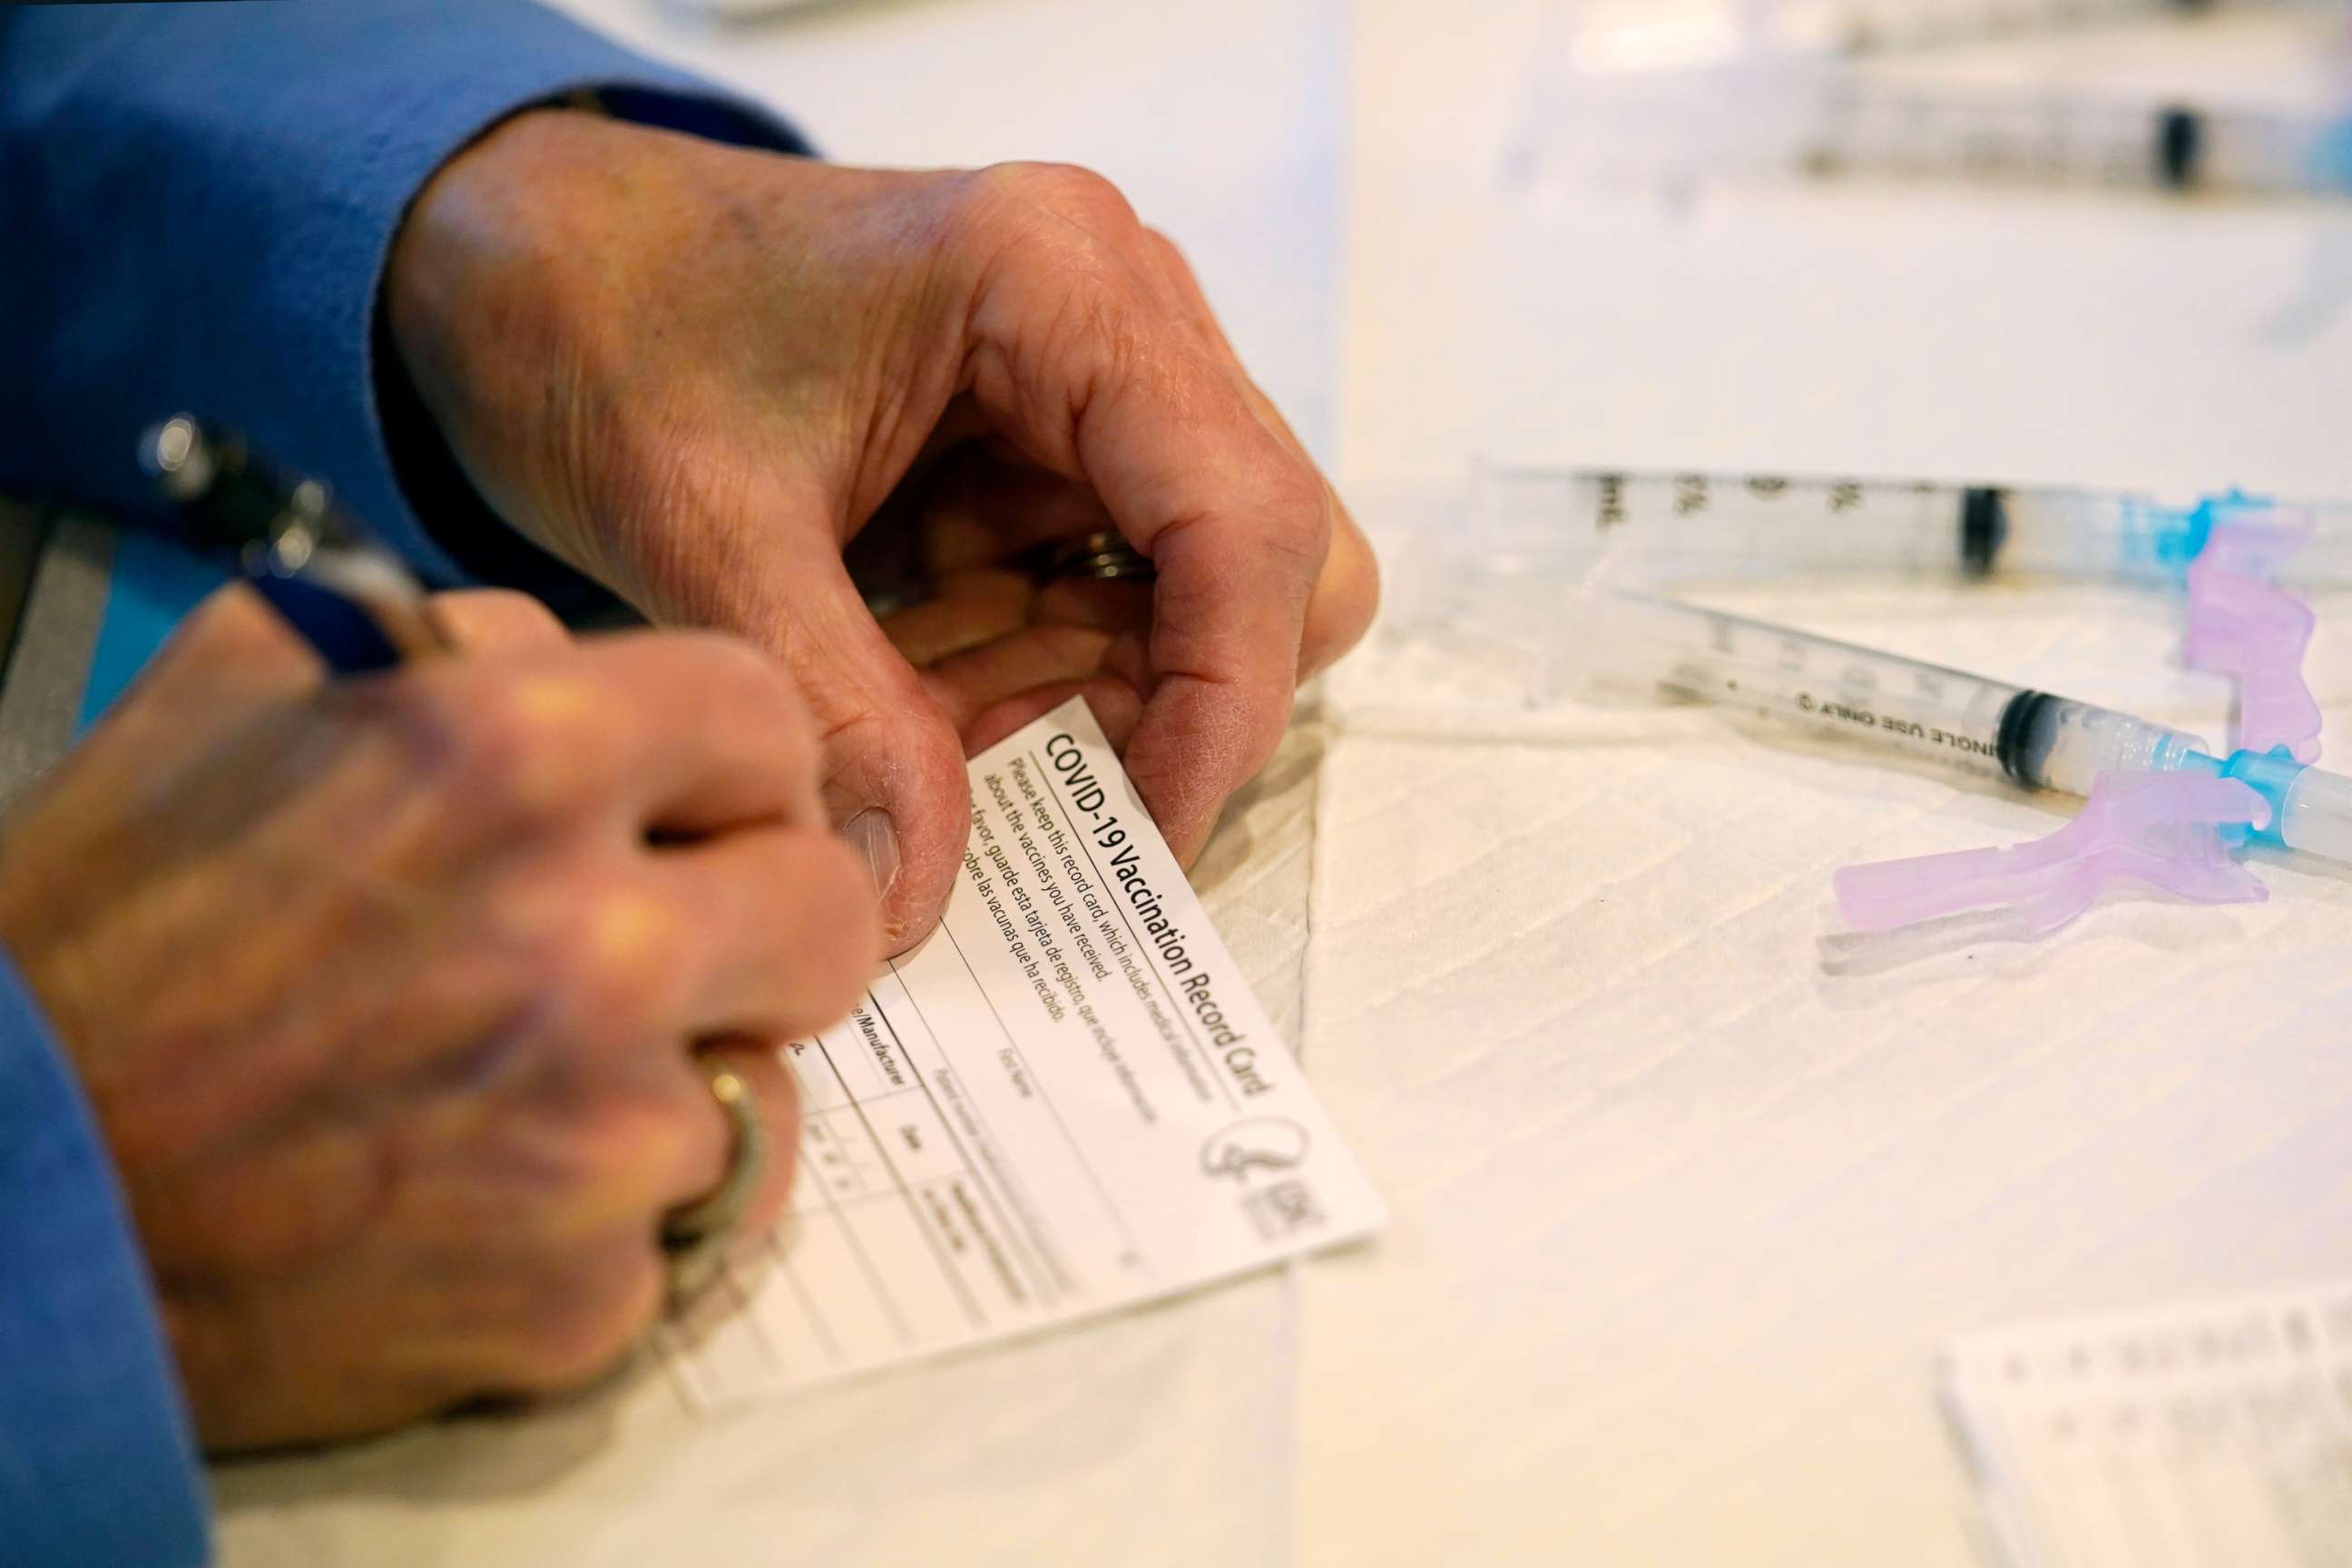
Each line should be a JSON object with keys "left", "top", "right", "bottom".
{"left": 1506, "top": 465, "right": 2352, "bottom": 586}
{"left": 1596, "top": 474, "right": 1627, "bottom": 530}
{"left": 1573, "top": 591, "right": 2196, "bottom": 795}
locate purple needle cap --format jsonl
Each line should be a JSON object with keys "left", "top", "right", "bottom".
{"left": 1835, "top": 771, "right": 2271, "bottom": 937}
{"left": 2184, "top": 518, "right": 2321, "bottom": 764}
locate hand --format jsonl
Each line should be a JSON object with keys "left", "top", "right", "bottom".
{"left": 386, "top": 110, "right": 1378, "bottom": 946}
{"left": 0, "top": 588, "right": 877, "bottom": 1449}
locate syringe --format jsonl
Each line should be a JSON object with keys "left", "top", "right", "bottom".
{"left": 1791, "top": 77, "right": 2352, "bottom": 195}
{"left": 1519, "top": 66, "right": 2352, "bottom": 199}
{"left": 1469, "top": 466, "right": 2352, "bottom": 587}
{"left": 1562, "top": 0, "right": 2328, "bottom": 72}
{"left": 1569, "top": 584, "right": 2352, "bottom": 858}
{"left": 1770, "top": 0, "right": 2322, "bottom": 56}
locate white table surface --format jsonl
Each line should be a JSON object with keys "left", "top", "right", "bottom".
{"left": 213, "top": 4, "right": 2352, "bottom": 1564}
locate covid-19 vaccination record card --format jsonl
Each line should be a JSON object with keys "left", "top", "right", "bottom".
{"left": 663, "top": 698, "right": 1385, "bottom": 1408}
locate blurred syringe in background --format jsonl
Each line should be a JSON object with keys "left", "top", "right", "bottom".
{"left": 1769, "top": 73, "right": 2352, "bottom": 193}
{"left": 1460, "top": 466, "right": 2352, "bottom": 589}
{"left": 1516, "top": 0, "right": 2352, "bottom": 199}
{"left": 1512, "top": 64, "right": 2352, "bottom": 197}
{"left": 1561, "top": 0, "right": 2338, "bottom": 70}
{"left": 1779, "top": 0, "right": 2321, "bottom": 54}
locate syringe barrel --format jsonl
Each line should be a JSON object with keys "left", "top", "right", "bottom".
{"left": 1996, "top": 692, "right": 2211, "bottom": 795}
{"left": 1997, "top": 491, "right": 2198, "bottom": 583}
{"left": 1489, "top": 467, "right": 1975, "bottom": 583}
{"left": 1567, "top": 589, "right": 2025, "bottom": 778}
{"left": 1478, "top": 467, "right": 2352, "bottom": 589}
{"left": 2180, "top": 749, "right": 2352, "bottom": 867}
{"left": 2202, "top": 109, "right": 2352, "bottom": 198}
{"left": 2279, "top": 766, "right": 2352, "bottom": 863}
{"left": 1566, "top": 589, "right": 2209, "bottom": 792}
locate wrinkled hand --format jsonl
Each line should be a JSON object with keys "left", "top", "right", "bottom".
{"left": 0, "top": 588, "right": 876, "bottom": 1449}
{"left": 387, "top": 110, "right": 1378, "bottom": 945}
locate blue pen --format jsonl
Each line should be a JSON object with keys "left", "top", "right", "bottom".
{"left": 139, "top": 415, "right": 445, "bottom": 672}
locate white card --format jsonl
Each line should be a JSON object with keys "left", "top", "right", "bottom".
{"left": 1942, "top": 1280, "right": 2352, "bottom": 1568}
{"left": 663, "top": 698, "right": 1385, "bottom": 1407}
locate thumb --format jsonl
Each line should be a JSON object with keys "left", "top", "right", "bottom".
{"left": 732, "top": 539, "right": 972, "bottom": 952}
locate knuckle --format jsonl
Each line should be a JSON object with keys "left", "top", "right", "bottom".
{"left": 969, "top": 161, "right": 1139, "bottom": 230}
{"left": 506, "top": 1086, "right": 703, "bottom": 1227}
{"left": 371, "top": 669, "right": 587, "bottom": 823}
{"left": 942, "top": 163, "right": 1152, "bottom": 298}
{"left": 512, "top": 879, "right": 694, "bottom": 1048}
{"left": 356, "top": 668, "right": 473, "bottom": 767}
{"left": 1142, "top": 225, "right": 1194, "bottom": 275}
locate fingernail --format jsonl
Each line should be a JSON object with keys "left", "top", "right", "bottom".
{"left": 845, "top": 808, "right": 900, "bottom": 906}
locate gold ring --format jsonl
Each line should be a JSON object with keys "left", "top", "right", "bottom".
{"left": 1018, "top": 529, "right": 1157, "bottom": 584}
{"left": 661, "top": 1061, "right": 768, "bottom": 1308}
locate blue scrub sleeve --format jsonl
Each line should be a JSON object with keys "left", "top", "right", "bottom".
{"left": 0, "top": 0, "right": 809, "bottom": 607}
{"left": 0, "top": 954, "right": 208, "bottom": 1568}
